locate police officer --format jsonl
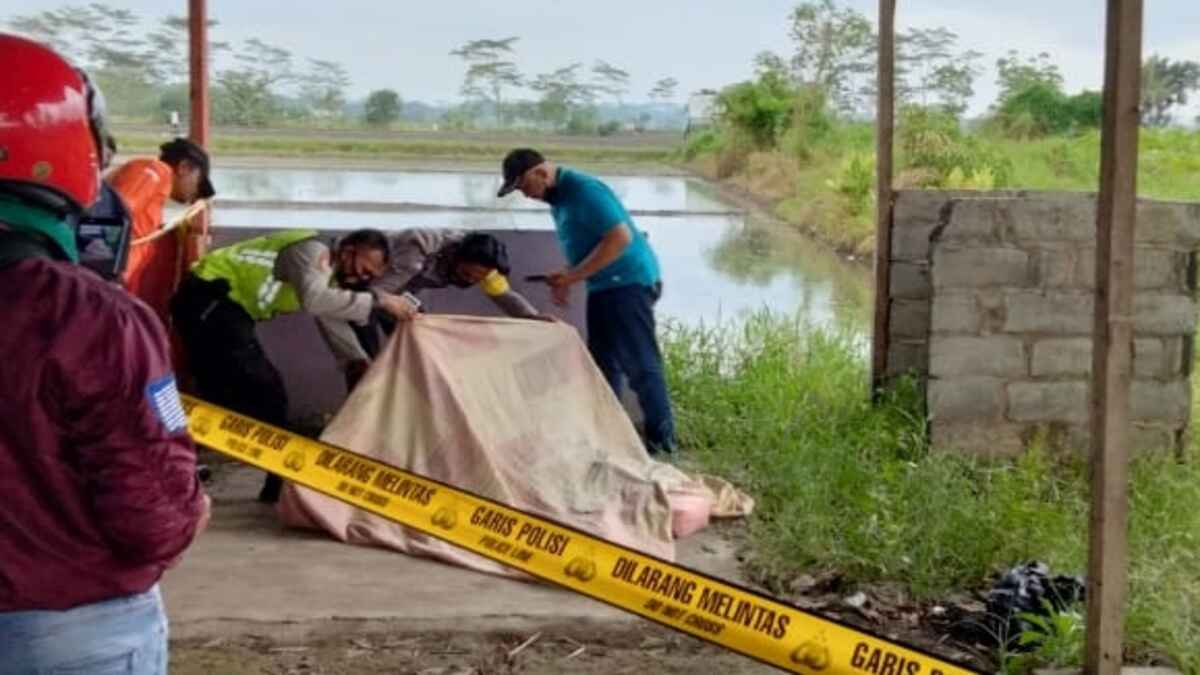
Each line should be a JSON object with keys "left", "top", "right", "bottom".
{"left": 171, "top": 228, "right": 417, "bottom": 502}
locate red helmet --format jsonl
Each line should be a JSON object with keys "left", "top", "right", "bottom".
{"left": 0, "top": 33, "right": 115, "bottom": 214}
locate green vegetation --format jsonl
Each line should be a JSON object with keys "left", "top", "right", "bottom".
{"left": 679, "top": 0, "right": 1200, "bottom": 257}
{"left": 1001, "top": 604, "right": 1086, "bottom": 675}
{"left": 663, "top": 313, "right": 1200, "bottom": 672}
{"left": 683, "top": 85, "right": 1200, "bottom": 257}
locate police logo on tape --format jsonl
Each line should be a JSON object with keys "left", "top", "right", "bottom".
{"left": 284, "top": 451, "right": 306, "bottom": 472}
{"left": 431, "top": 507, "right": 457, "bottom": 530}
{"left": 564, "top": 556, "right": 597, "bottom": 583}
{"left": 790, "top": 639, "right": 831, "bottom": 671}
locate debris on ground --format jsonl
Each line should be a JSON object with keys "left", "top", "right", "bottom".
{"left": 170, "top": 625, "right": 782, "bottom": 675}
{"left": 935, "top": 561, "right": 1086, "bottom": 652}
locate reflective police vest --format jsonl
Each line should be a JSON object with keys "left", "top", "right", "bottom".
{"left": 191, "top": 229, "right": 319, "bottom": 321}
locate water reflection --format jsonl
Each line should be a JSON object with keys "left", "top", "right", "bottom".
{"left": 199, "top": 167, "right": 870, "bottom": 332}
{"left": 705, "top": 219, "right": 871, "bottom": 327}
{"left": 209, "top": 168, "right": 732, "bottom": 213}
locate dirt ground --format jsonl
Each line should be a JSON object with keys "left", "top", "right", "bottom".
{"left": 176, "top": 454, "right": 990, "bottom": 674}
{"left": 171, "top": 624, "right": 780, "bottom": 675}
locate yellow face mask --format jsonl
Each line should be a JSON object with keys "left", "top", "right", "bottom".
{"left": 479, "top": 269, "right": 510, "bottom": 297}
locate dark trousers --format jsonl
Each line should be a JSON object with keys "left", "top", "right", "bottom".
{"left": 170, "top": 274, "right": 288, "bottom": 502}
{"left": 587, "top": 283, "right": 675, "bottom": 454}
{"left": 351, "top": 308, "right": 397, "bottom": 361}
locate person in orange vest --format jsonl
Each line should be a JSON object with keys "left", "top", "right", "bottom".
{"left": 107, "top": 137, "right": 215, "bottom": 325}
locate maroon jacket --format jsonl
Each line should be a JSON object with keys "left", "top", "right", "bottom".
{"left": 0, "top": 256, "right": 206, "bottom": 611}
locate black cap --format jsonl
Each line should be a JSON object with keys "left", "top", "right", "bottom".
{"left": 455, "top": 232, "right": 510, "bottom": 276}
{"left": 159, "top": 137, "right": 215, "bottom": 199}
{"left": 497, "top": 148, "right": 545, "bottom": 197}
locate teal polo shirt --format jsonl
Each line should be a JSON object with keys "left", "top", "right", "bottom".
{"left": 546, "top": 167, "right": 660, "bottom": 293}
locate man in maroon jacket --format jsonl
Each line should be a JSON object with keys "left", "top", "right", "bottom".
{"left": 0, "top": 35, "right": 209, "bottom": 674}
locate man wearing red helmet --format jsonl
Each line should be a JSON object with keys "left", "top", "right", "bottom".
{"left": 0, "top": 34, "right": 209, "bottom": 675}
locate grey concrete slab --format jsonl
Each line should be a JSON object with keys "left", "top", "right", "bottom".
{"left": 162, "top": 466, "right": 746, "bottom": 642}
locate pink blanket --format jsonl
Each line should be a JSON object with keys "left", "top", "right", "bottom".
{"left": 278, "top": 315, "right": 753, "bottom": 578}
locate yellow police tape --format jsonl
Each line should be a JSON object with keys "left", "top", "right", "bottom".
{"left": 181, "top": 395, "right": 978, "bottom": 675}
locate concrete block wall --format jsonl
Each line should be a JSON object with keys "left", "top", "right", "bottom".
{"left": 888, "top": 190, "right": 1200, "bottom": 457}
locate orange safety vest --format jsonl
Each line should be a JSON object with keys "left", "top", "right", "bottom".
{"left": 106, "top": 157, "right": 211, "bottom": 380}
{"left": 107, "top": 158, "right": 180, "bottom": 325}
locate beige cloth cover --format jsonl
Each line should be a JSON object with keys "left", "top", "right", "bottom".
{"left": 278, "top": 315, "right": 753, "bottom": 579}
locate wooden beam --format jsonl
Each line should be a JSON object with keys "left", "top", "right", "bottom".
{"left": 871, "top": 0, "right": 897, "bottom": 394}
{"left": 1086, "top": 0, "right": 1143, "bottom": 672}
{"left": 188, "top": 0, "right": 209, "bottom": 148}
{"left": 186, "top": 0, "right": 211, "bottom": 264}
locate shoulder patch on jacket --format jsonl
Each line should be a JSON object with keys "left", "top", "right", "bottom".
{"left": 146, "top": 375, "right": 188, "bottom": 434}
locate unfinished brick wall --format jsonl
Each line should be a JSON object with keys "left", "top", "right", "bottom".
{"left": 887, "top": 190, "right": 1200, "bottom": 457}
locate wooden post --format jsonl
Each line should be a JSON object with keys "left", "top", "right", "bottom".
{"left": 188, "top": 0, "right": 209, "bottom": 149}
{"left": 1086, "top": 0, "right": 1143, "bottom": 673}
{"left": 870, "top": 0, "right": 897, "bottom": 394}
{"left": 186, "top": 0, "right": 210, "bottom": 262}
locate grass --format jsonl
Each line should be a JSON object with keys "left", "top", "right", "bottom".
{"left": 113, "top": 131, "right": 674, "bottom": 165}
{"left": 661, "top": 312, "right": 1200, "bottom": 672}
{"left": 683, "top": 125, "right": 1200, "bottom": 257}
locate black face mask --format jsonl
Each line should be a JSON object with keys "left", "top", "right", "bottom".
{"left": 76, "top": 182, "right": 131, "bottom": 281}
{"left": 437, "top": 244, "right": 473, "bottom": 288}
{"left": 336, "top": 268, "right": 371, "bottom": 291}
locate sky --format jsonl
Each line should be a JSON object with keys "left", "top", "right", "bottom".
{"left": 2, "top": 0, "right": 1198, "bottom": 120}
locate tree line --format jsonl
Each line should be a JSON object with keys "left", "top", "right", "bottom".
{"left": 443, "top": 37, "right": 679, "bottom": 132}
{"left": 7, "top": 4, "right": 353, "bottom": 127}
{"left": 10, "top": 2, "right": 1194, "bottom": 133}
{"left": 4, "top": 4, "right": 683, "bottom": 132}
{"left": 725, "top": 0, "right": 1199, "bottom": 138}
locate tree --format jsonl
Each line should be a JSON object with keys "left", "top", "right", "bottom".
{"left": 145, "top": 14, "right": 229, "bottom": 84}
{"left": 529, "top": 63, "right": 598, "bottom": 129}
{"left": 926, "top": 57, "right": 983, "bottom": 117}
{"left": 81, "top": 4, "right": 163, "bottom": 115}
{"left": 7, "top": 6, "right": 89, "bottom": 64}
{"left": 716, "top": 68, "right": 795, "bottom": 149}
{"left": 995, "top": 50, "right": 1064, "bottom": 104}
{"left": 301, "top": 58, "right": 351, "bottom": 119}
{"left": 450, "top": 37, "right": 523, "bottom": 125}
{"left": 592, "top": 59, "right": 631, "bottom": 106}
{"left": 993, "top": 82, "right": 1102, "bottom": 138}
{"left": 1141, "top": 55, "right": 1200, "bottom": 127}
{"left": 215, "top": 38, "right": 296, "bottom": 126}
{"left": 649, "top": 77, "right": 679, "bottom": 103}
{"left": 786, "top": 0, "right": 875, "bottom": 112}
{"left": 364, "top": 89, "right": 402, "bottom": 127}
{"left": 754, "top": 51, "right": 789, "bottom": 80}
{"left": 895, "top": 27, "right": 981, "bottom": 116}
{"left": 986, "top": 50, "right": 1098, "bottom": 137}
{"left": 7, "top": 4, "right": 164, "bottom": 115}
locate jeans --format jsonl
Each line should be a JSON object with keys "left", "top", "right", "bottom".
{"left": 0, "top": 585, "right": 168, "bottom": 675}
{"left": 586, "top": 283, "right": 675, "bottom": 453}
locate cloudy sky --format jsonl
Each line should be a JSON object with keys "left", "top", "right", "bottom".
{"left": 3, "top": 0, "right": 1198, "bottom": 119}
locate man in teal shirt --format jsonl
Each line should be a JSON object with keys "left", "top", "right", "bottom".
{"left": 498, "top": 148, "right": 675, "bottom": 455}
